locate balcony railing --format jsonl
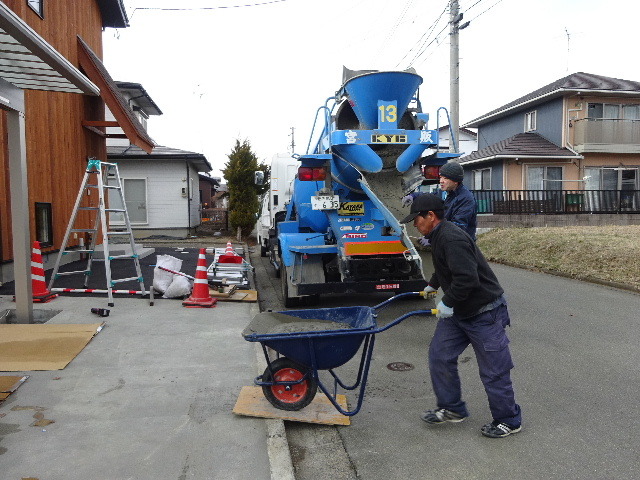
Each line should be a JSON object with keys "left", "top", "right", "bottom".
{"left": 572, "top": 118, "right": 640, "bottom": 153}
{"left": 471, "top": 190, "right": 640, "bottom": 214}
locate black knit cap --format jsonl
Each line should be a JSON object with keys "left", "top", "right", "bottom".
{"left": 439, "top": 161, "right": 464, "bottom": 182}
{"left": 400, "top": 193, "right": 445, "bottom": 223}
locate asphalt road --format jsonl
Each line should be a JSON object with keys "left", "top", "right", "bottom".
{"left": 250, "top": 247, "right": 640, "bottom": 480}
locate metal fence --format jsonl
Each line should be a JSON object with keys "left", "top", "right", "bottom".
{"left": 471, "top": 190, "right": 640, "bottom": 214}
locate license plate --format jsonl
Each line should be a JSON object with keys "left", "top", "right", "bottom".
{"left": 311, "top": 195, "right": 340, "bottom": 210}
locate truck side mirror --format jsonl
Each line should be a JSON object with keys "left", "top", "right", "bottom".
{"left": 254, "top": 171, "right": 265, "bottom": 185}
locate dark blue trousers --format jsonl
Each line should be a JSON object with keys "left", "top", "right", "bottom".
{"left": 428, "top": 304, "right": 521, "bottom": 426}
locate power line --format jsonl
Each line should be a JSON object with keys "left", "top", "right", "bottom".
{"left": 379, "top": 0, "right": 415, "bottom": 59}
{"left": 133, "top": 0, "right": 288, "bottom": 12}
{"left": 395, "top": 2, "right": 448, "bottom": 68}
{"left": 464, "top": 0, "right": 505, "bottom": 23}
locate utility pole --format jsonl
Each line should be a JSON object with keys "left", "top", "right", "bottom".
{"left": 289, "top": 126, "right": 295, "bottom": 153}
{"left": 449, "top": 0, "right": 460, "bottom": 154}
{"left": 449, "top": 0, "right": 469, "bottom": 155}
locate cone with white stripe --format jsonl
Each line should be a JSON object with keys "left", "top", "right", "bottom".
{"left": 182, "top": 248, "right": 216, "bottom": 308}
{"left": 31, "top": 241, "right": 58, "bottom": 303}
{"left": 218, "top": 241, "right": 243, "bottom": 264}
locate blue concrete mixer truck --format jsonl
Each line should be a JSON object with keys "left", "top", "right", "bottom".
{"left": 265, "top": 68, "right": 459, "bottom": 306}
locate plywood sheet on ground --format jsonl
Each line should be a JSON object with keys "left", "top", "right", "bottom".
{"left": 0, "top": 323, "right": 104, "bottom": 371}
{"left": 233, "top": 385, "right": 350, "bottom": 425}
{"left": 210, "top": 289, "right": 257, "bottom": 302}
{"left": 0, "top": 375, "right": 28, "bottom": 403}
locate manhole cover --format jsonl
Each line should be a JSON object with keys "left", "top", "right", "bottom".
{"left": 387, "top": 362, "right": 414, "bottom": 371}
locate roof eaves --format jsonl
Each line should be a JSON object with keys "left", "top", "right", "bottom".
{"left": 97, "top": 0, "right": 129, "bottom": 29}
{"left": 78, "top": 36, "right": 155, "bottom": 153}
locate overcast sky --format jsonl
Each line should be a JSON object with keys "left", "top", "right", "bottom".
{"left": 102, "top": 0, "right": 640, "bottom": 178}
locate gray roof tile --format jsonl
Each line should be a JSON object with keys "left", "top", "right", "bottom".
{"left": 465, "top": 72, "right": 640, "bottom": 127}
{"left": 459, "top": 133, "right": 581, "bottom": 164}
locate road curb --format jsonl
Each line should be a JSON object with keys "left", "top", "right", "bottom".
{"left": 249, "top": 273, "right": 296, "bottom": 480}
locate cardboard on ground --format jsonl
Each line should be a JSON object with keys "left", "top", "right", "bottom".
{"left": 233, "top": 385, "right": 350, "bottom": 426}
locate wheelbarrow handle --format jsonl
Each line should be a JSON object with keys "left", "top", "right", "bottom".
{"left": 375, "top": 308, "right": 439, "bottom": 333}
{"left": 373, "top": 291, "right": 430, "bottom": 312}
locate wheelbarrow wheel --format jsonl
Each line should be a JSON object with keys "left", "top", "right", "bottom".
{"left": 262, "top": 357, "right": 317, "bottom": 411}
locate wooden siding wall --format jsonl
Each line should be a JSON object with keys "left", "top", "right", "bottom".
{"left": 0, "top": 1, "right": 108, "bottom": 261}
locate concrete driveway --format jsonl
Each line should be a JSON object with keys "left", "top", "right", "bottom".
{"left": 251, "top": 248, "right": 640, "bottom": 480}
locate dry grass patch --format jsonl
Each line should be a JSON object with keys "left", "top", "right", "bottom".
{"left": 477, "top": 225, "right": 640, "bottom": 291}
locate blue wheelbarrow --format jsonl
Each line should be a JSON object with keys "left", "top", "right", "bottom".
{"left": 241, "top": 292, "right": 437, "bottom": 416}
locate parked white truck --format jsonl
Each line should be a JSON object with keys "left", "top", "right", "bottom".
{"left": 255, "top": 153, "right": 298, "bottom": 262}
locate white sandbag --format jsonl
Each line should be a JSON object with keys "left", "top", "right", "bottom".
{"left": 163, "top": 275, "right": 193, "bottom": 299}
{"left": 153, "top": 254, "right": 183, "bottom": 294}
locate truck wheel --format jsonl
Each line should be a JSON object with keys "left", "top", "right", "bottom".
{"left": 281, "top": 265, "right": 299, "bottom": 307}
{"left": 262, "top": 357, "right": 317, "bottom": 411}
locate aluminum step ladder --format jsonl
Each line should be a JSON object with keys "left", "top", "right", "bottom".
{"left": 48, "top": 158, "right": 145, "bottom": 306}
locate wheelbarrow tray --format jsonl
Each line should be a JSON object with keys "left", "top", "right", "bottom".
{"left": 242, "top": 306, "right": 376, "bottom": 370}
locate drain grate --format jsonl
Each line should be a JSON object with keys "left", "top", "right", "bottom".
{"left": 387, "top": 362, "right": 414, "bottom": 371}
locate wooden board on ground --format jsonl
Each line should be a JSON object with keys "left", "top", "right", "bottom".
{"left": 233, "top": 385, "right": 350, "bottom": 426}
{"left": 210, "top": 289, "right": 257, "bottom": 302}
{"left": 0, "top": 375, "right": 28, "bottom": 403}
{"left": 0, "top": 323, "right": 104, "bottom": 371}
{"left": 209, "top": 285, "right": 238, "bottom": 298}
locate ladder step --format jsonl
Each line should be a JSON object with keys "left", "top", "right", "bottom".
{"left": 62, "top": 249, "right": 94, "bottom": 255}
{"left": 104, "top": 185, "right": 121, "bottom": 190}
{"left": 55, "top": 270, "right": 91, "bottom": 277}
{"left": 109, "top": 254, "right": 138, "bottom": 260}
{"left": 111, "top": 276, "right": 142, "bottom": 284}
{"left": 71, "top": 229, "right": 97, "bottom": 232}
{"left": 105, "top": 208, "right": 126, "bottom": 212}
{"left": 107, "top": 231, "right": 132, "bottom": 235}
{"left": 78, "top": 207, "right": 99, "bottom": 210}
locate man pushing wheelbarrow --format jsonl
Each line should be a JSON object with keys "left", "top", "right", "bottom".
{"left": 400, "top": 193, "right": 522, "bottom": 439}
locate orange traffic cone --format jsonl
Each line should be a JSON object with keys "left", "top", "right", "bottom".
{"left": 182, "top": 248, "right": 217, "bottom": 308}
{"left": 218, "top": 241, "right": 243, "bottom": 264}
{"left": 31, "top": 241, "right": 58, "bottom": 303}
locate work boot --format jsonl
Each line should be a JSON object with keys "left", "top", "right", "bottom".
{"left": 480, "top": 420, "right": 522, "bottom": 438}
{"left": 421, "top": 408, "right": 467, "bottom": 424}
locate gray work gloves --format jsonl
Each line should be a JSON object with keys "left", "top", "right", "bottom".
{"left": 422, "top": 285, "right": 437, "bottom": 299}
{"left": 436, "top": 300, "right": 454, "bottom": 319}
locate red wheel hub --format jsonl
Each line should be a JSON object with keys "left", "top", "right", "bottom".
{"left": 271, "top": 367, "right": 308, "bottom": 403}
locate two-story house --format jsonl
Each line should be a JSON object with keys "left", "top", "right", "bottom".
{"left": 459, "top": 72, "right": 640, "bottom": 215}
{"left": 105, "top": 81, "right": 212, "bottom": 238}
{"left": 0, "top": 1, "right": 155, "bottom": 321}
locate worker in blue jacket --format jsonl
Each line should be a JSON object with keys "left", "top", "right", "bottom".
{"left": 402, "top": 161, "right": 477, "bottom": 244}
{"left": 438, "top": 161, "right": 477, "bottom": 240}
{"left": 400, "top": 193, "right": 522, "bottom": 438}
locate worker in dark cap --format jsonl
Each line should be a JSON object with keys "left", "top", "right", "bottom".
{"left": 438, "top": 161, "right": 477, "bottom": 240}
{"left": 400, "top": 193, "right": 522, "bottom": 438}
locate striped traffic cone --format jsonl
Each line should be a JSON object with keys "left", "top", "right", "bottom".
{"left": 182, "top": 248, "right": 217, "bottom": 308}
{"left": 31, "top": 241, "right": 58, "bottom": 303}
{"left": 218, "top": 241, "right": 243, "bottom": 264}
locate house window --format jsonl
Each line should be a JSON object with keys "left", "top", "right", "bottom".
{"left": 27, "top": 0, "right": 44, "bottom": 18}
{"left": 524, "top": 111, "right": 537, "bottom": 132}
{"left": 584, "top": 167, "right": 638, "bottom": 190}
{"left": 622, "top": 105, "right": 640, "bottom": 120}
{"left": 35, "top": 202, "right": 53, "bottom": 247}
{"left": 472, "top": 168, "right": 491, "bottom": 190}
{"left": 587, "top": 103, "right": 640, "bottom": 119}
{"left": 108, "top": 178, "right": 148, "bottom": 224}
{"left": 526, "top": 166, "right": 562, "bottom": 190}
